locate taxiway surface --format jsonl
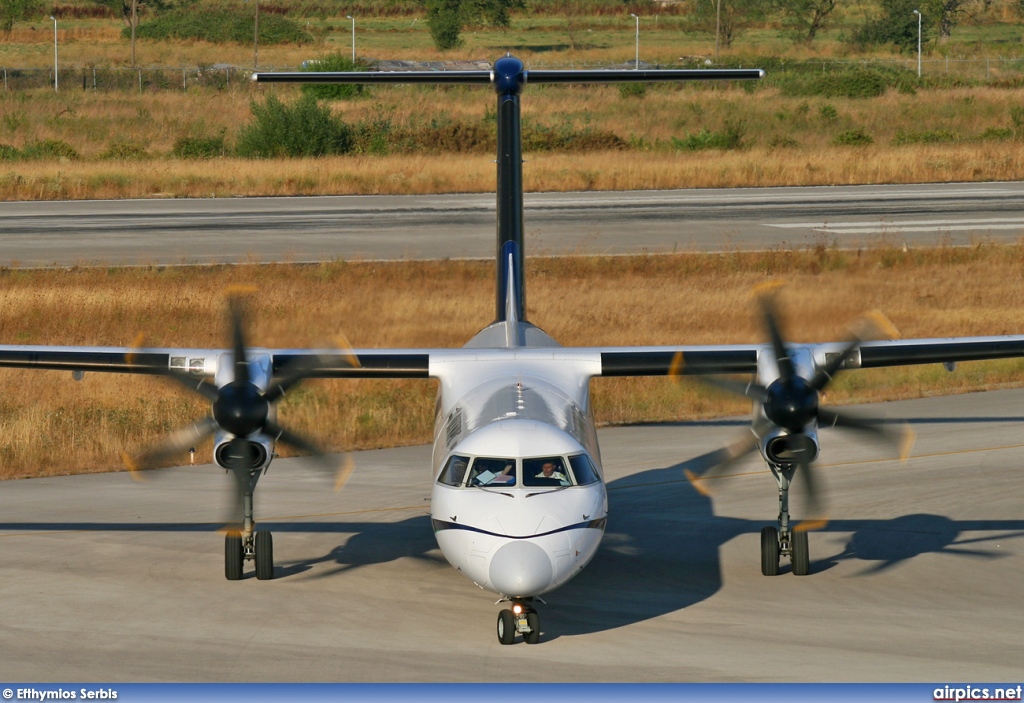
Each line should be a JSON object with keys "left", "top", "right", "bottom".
{"left": 2, "top": 182, "right": 1024, "bottom": 266}
{"left": 1, "top": 388, "right": 1022, "bottom": 681}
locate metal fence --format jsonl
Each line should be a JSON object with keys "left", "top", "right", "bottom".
{"left": 4, "top": 57, "right": 1024, "bottom": 93}
{"left": 0, "top": 65, "right": 296, "bottom": 93}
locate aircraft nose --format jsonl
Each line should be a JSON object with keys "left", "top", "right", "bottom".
{"left": 488, "top": 540, "right": 553, "bottom": 596}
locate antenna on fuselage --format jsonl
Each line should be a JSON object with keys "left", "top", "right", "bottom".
{"left": 252, "top": 58, "right": 763, "bottom": 326}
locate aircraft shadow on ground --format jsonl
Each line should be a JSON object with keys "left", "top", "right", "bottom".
{"left": 3, "top": 458, "right": 1024, "bottom": 638}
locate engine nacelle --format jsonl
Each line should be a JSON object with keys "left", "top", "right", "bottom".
{"left": 761, "top": 429, "right": 819, "bottom": 467}
{"left": 214, "top": 435, "right": 273, "bottom": 471}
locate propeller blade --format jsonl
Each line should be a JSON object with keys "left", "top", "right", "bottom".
{"left": 795, "top": 456, "right": 826, "bottom": 521}
{"left": 808, "top": 311, "right": 900, "bottom": 392}
{"left": 819, "top": 408, "right": 916, "bottom": 463}
{"left": 227, "top": 294, "right": 250, "bottom": 386}
{"left": 758, "top": 292, "right": 794, "bottom": 381}
{"left": 220, "top": 436, "right": 252, "bottom": 532}
{"left": 808, "top": 335, "right": 863, "bottom": 393}
{"left": 697, "top": 376, "right": 769, "bottom": 402}
{"left": 265, "top": 420, "right": 355, "bottom": 493}
{"left": 683, "top": 431, "right": 759, "bottom": 497}
{"left": 264, "top": 420, "right": 328, "bottom": 459}
{"left": 123, "top": 416, "right": 218, "bottom": 479}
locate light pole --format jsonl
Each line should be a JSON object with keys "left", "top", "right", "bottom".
{"left": 253, "top": 0, "right": 260, "bottom": 69}
{"left": 346, "top": 15, "right": 355, "bottom": 64}
{"left": 912, "top": 9, "right": 922, "bottom": 77}
{"left": 49, "top": 15, "right": 57, "bottom": 93}
{"left": 630, "top": 13, "right": 639, "bottom": 69}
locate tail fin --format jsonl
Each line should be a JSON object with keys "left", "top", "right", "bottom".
{"left": 253, "top": 58, "right": 762, "bottom": 326}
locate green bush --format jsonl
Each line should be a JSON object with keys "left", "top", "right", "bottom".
{"left": 819, "top": 104, "right": 838, "bottom": 121}
{"left": 980, "top": 127, "right": 1014, "bottom": 141}
{"left": 891, "top": 129, "right": 958, "bottom": 146}
{"left": 832, "top": 129, "right": 873, "bottom": 146}
{"left": 171, "top": 133, "right": 228, "bottom": 159}
{"left": 20, "top": 139, "right": 78, "bottom": 160}
{"left": 618, "top": 82, "right": 647, "bottom": 99}
{"left": 0, "top": 144, "right": 18, "bottom": 161}
{"left": 236, "top": 94, "right": 352, "bottom": 158}
{"left": 671, "top": 121, "right": 745, "bottom": 151}
{"left": 131, "top": 10, "right": 311, "bottom": 45}
{"left": 101, "top": 141, "right": 151, "bottom": 160}
{"left": 301, "top": 54, "right": 367, "bottom": 101}
{"left": 780, "top": 69, "right": 887, "bottom": 99}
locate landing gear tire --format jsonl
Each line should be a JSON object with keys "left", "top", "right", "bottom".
{"left": 523, "top": 611, "right": 540, "bottom": 645}
{"left": 497, "top": 609, "right": 516, "bottom": 645}
{"left": 761, "top": 526, "right": 780, "bottom": 576}
{"left": 791, "top": 529, "right": 810, "bottom": 576}
{"left": 255, "top": 530, "right": 274, "bottom": 581}
{"left": 225, "top": 532, "right": 244, "bottom": 581}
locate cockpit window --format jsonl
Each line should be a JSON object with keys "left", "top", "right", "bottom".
{"left": 522, "top": 457, "right": 572, "bottom": 487}
{"left": 438, "top": 455, "right": 470, "bottom": 486}
{"left": 568, "top": 454, "right": 599, "bottom": 485}
{"left": 468, "top": 457, "right": 516, "bottom": 487}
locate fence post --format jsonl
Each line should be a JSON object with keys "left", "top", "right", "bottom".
{"left": 182, "top": 68, "right": 186, "bottom": 92}
{"left": 138, "top": 68, "right": 142, "bottom": 92}
{"left": 3, "top": 68, "right": 6, "bottom": 92}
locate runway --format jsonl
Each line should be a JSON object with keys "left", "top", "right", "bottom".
{"left": 2, "top": 182, "right": 1024, "bottom": 266}
{"left": 2, "top": 387, "right": 1022, "bottom": 681}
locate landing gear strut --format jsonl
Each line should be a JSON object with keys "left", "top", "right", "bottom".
{"left": 223, "top": 466, "right": 275, "bottom": 581}
{"left": 760, "top": 463, "right": 810, "bottom": 576}
{"left": 496, "top": 599, "right": 540, "bottom": 645}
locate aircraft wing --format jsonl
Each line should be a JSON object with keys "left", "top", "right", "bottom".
{"left": 0, "top": 345, "right": 431, "bottom": 378}
{"left": 594, "top": 335, "right": 1024, "bottom": 377}
{"left": 1, "top": 335, "right": 1024, "bottom": 380}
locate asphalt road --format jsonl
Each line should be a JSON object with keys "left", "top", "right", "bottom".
{"left": 2, "top": 181, "right": 1024, "bottom": 266}
{"left": 2, "top": 388, "right": 1022, "bottom": 681}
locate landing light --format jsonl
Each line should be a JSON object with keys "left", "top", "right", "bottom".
{"left": 512, "top": 604, "right": 523, "bottom": 615}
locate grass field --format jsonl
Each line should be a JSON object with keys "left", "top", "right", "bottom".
{"left": 3, "top": 243, "right": 1024, "bottom": 479}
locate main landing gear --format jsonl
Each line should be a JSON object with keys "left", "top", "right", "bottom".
{"left": 760, "top": 463, "right": 810, "bottom": 576}
{"left": 496, "top": 599, "right": 540, "bottom": 645}
{"left": 224, "top": 466, "right": 275, "bottom": 581}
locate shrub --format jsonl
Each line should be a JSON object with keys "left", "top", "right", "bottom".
{"left": 671, "top": 121, "right": 746, "bottom": 151}
{"left": 980, "top": 127, "right": 1013, "bottom": 141}
{"left": 101, "top": 141, "right": 151, "bottom": 160}
{"left": 20, "top": 139, "right": 78, "bottom": 160}
{"left": 832, "top": 129, "right": 873, "bottom": 146}
{"left": 131, "top": 10, "right": 311, "bottom": 45}
{"left": 0, "top": 144, "right": 18, "bottom": 161}
{"left": 780, "top": 69, "right": 887, "bottom": 99}
{"left": 891, "top": 129, "right": 958, "bottom": 146}
{"left": 618, "top": 82, "right": 647, "bottom": 99}
{"left": 819, "top": 104, "right": 838, "bottom": 121}
{"left": 171, "top": 133, "right": 228, "bottom": 159}
{"left": 300, "top": 54, "right": 366, "bottom": 101}
{"left": 236, "top": 94, "right": 352, "bottom": 158}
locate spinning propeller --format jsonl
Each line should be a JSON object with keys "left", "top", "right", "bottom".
{"left": 124, "top": 292, "right": 357, "bottom": 528}
{"left": 681, "top": 287, "right": 914, "bottom": 523}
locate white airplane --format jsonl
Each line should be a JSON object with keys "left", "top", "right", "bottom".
{"left": 4, "top": 56, "right": 1024, "bottom": 645}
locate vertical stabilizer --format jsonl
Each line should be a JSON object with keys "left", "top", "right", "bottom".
{"left": 503, "top": 249, "right": 521, "bottom": 348}
{"left": 493, "top": 55, "right": 526, "bottom": 324}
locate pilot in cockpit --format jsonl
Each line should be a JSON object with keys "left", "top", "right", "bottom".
{"left": 534, "top": 461, "right": 569, "bottom": 485}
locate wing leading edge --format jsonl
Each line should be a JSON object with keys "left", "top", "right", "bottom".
{"left": 2, "top": 335, "right": 1024, "bottom": 380}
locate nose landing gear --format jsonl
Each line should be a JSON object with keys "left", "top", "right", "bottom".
{"left": 496, "top": 598, "right": 540, "bottom": 645}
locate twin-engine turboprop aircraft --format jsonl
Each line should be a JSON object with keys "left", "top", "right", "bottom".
{"left": 4, "top": 56, "right": 1024, "bottom": 645}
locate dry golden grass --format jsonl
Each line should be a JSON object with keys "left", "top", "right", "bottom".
{"left": 2, "top": 143, "right": 1023, "bottom": 200}
{"left": 3, "top": 82, "right": 1024, "bottom": 199}
{"left": 3, "top": 243, "right": 1024, "bottom": 480}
